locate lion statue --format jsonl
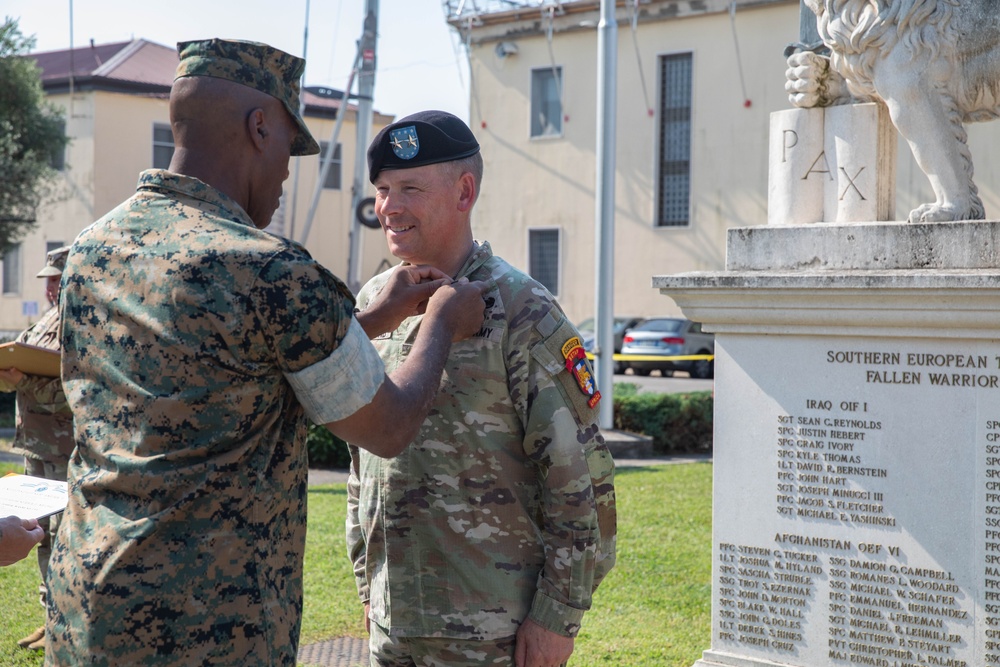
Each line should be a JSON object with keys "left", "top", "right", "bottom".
{"left": 786, "top": 0, "right": 1000, "bottom": 223}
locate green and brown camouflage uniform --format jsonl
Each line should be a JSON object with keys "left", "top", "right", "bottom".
{"left": 348, "top": 241, "right": 616, "bottom": 644}
{"left": 46, "top": 169, "right": 382, "bottom": 667}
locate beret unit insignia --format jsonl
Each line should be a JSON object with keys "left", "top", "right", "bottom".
{"left": 389, "top": 126, "right": 419, "bottom": 160}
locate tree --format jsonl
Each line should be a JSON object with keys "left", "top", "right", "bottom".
{"left": 0, "top": 17, "right": 66, "bottom": 253}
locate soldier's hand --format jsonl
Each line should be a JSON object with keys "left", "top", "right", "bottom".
{"left": 0, "top": 516, "right": 44, "bottom": 567}
{"left": 357, "top": 265, "right": 451, "bottom": 339}
{"left": 363, "top": 602, "right": 371, "bottom": 635}
{"left": 424, "top": 278, "right": 487, "bottom": 342}
{"left": 0, "top": 368, "right": 25, "bottom": 393}
{"left": 381, "top": 265, "right": 451, "bottom": 316}
{"left": 514, "top": 618, "right": 574, "bottom": 667}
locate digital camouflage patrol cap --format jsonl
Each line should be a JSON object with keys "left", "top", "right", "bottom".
{"left": 174, "top": 38, "right": 320, "bottom": 156}
{"left": 36, "top": 245, "right": 70, "bottom": 278}
{"left": 367, "top": 110, "right": 480, "bottom": 182}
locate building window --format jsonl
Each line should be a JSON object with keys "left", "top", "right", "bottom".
{"left": 152, "top": 123, "right": 174, "bottom": 169}
{"left": 50, "top": 118, "right": 66, "bottom": 171}
{"left": 319, "top": 142, "right": 343, "bottom": 190}
{"left": 530, "top": 67, "right": 562, "bottom": 138}
{"left": 656, "top": 53, "right": 693, "bottom": 227}
{"left": 3, "top": 244, "right": 21, "bottom": 296}
{"left": 528, "top": 228, "right": 560, "bottom": 296}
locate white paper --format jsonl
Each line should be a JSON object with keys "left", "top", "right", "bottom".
{"left": 0, "top": 473, "right": 68, "bottom": 520}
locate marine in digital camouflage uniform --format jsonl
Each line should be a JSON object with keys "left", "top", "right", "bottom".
{"left": 45, "top": 41, "right": 485, "bottom": 667}
{"left": 0, "top": 246, "right": 74, "bottom": 651}
{"left": 348, "top": 111, "right": 617, "bottom": 666}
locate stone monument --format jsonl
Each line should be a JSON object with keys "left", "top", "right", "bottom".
{"left": 656, "top": 2, "right": 1000, "bottom": 666}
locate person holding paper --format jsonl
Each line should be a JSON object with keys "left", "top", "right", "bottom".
{"left": 0, "top": 516, "right": 44, "bottom": 567}
{"left": 0, "top": 245, "right": 73, "bottom": 652}
{"left": 45, "top": 39, "right": 486, "bottom": 667}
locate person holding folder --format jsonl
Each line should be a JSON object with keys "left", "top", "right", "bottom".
{"left": 0, "top": 245, "right": 73, "bottom": 652}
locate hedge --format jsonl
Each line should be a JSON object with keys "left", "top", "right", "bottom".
{"left": 613, "top": 385, "right": 713, "bottom": 454}
{"left": 305, "top": 424, "right": 352, "bottom": 469}
{"left": 0, "top": 386, "right": 712, "bottom": 467}
{"left": 305, "top": 383, "right": 714, "bottom": 468}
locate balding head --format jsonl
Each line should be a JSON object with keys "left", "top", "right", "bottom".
{"left": 165, "top": 38, "right": 316, "bottom": 229}
{"left": 167, "top": 75, "right": 297, "bottom": 229}
{"left": 169, "top": 76, "right": 280, "bottom": 152}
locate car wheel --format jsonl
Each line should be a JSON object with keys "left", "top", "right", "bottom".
{"left": 691, "top": 355, "right": 714, "bottom": 379}
{"left": 614, "top": 361, "right": 626, "bottom": 375}
{"left": 634, "top": 367, "right": 652, "bottom": 377}
{"left": 660, "top": 369, "right": 674, "bottom": 377}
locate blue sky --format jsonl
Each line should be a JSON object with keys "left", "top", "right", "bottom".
{"left": 4, "top": 0, "right": 471, "bottom": 121}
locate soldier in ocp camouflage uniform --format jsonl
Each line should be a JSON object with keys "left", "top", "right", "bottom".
{"left": 0, "top": 246, "right": 74, "bottom": 652}
{"left": 44, "top": 41, "right": 486, "bottom": 667}
{"left": 348, "top": 111, "right": 617, "bottom": 667}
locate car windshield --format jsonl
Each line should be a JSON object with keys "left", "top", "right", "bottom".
{"left": 632, "top": 318, "right": 685, "bottom": 333}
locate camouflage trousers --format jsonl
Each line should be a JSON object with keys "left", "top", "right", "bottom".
{"left": 369, "top": 623, "right": 527, "bottom": 667}
{"left": 24, "top": 455, "right": 68, "bottom": 608}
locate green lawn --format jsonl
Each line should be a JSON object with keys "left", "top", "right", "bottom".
{"left": 0, "top": 461, "right": 712, "bottom": 666}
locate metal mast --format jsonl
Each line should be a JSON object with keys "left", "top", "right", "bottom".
{"left": 346, "top": 1, "right": 379, "bottom": 294}
{"left": 594, "top": 0, "right": 617, "bottom": 429}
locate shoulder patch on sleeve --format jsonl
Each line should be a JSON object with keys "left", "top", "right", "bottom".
{"left": 531, "top": 317, "right": 603, "bottom": 419}
{"left": 561, "top": 336, "right": 601, "bottom": 408}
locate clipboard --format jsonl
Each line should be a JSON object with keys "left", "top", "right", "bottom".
{"left": 0, "top": 473, "right": 68, "bottom": 520}
{"left": 0, "top": 341, "right": 61, "bottom": 378}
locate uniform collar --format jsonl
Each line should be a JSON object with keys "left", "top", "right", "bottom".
{"left": 454, "top": 240, "right": 494, "bottom": 279}
{"left": 136, "top": 169, "right": 256, "bottom": 229}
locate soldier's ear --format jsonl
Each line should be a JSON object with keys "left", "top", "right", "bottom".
{"left": 456, "top": 171, "right": 476, "bottom": 213}
{"left": 247, "top": 108, "right": 267, "bottom": 152}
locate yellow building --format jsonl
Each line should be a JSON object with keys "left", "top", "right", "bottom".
{"left": 450, "top": 0, "right": 1000, "bottom": 323}
{"left": 3, "top": 38, "right": 394, "bottom": 336}
{"left": 17, "top": 7, "right": 1000, "bottom": 334}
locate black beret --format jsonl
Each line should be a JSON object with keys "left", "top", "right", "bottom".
{"left": 367, "top": 110, "right": 480, "bottom": 182}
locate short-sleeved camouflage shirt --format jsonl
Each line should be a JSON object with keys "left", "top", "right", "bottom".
{"left": 46, "top": 170, "right": 367, "bottom": 667}
{"left": 347, "top": 242, "right": 617, "bottom": 641}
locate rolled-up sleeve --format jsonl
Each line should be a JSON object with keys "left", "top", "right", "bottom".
{"left": 284, "top": 317, "right": 384, "bottom": 424}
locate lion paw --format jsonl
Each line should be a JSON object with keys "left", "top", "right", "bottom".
{"left": 907, "top": 201, "right": 984, "bottom": 223}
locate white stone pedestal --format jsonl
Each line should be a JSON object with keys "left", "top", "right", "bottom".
{"left": 656, "top": 220, "right": 1000, "bottom": 667}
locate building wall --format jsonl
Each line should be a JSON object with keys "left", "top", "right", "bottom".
{"left": 93, "top": 92, "right": 172, "bottom": 217}
{"left": 0, "top": 87, "right": 395, "bottom": 336}
{"left": 0, "top": 90, "right": 98, "bottom": 335}
{"left": 467, "top": 0, "right": 800, "bottom": 324}
{"left": 292, "top": 113, "right": 397, "bottom": 291}
{"left": 462, "top": 0, "right": 1000, "bottom": 326}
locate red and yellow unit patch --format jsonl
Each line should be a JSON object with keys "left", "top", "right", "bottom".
{"left": 561, "top": 337, "right": 601, "bottom": 408}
